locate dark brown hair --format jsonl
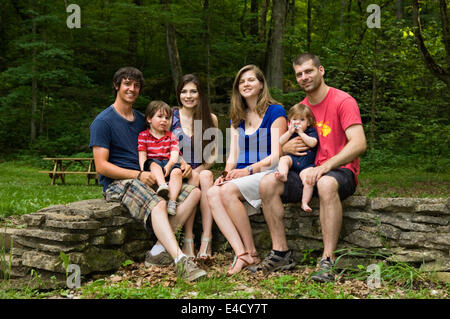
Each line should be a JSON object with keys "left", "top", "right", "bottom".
{"left": 112, "top": 67, "right": 144, "bottom": 97}
{"left": 144, "top": 100, "right": 172, "bottom": 128}
{"left": 292, "top": 53, "right": 321, "bottom": 68}
{"left": 176, "top": 74, "right": 216, "bottom": 160}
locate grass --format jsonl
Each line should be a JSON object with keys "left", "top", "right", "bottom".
{"left": 356, "top": 170, "right": 450, "bottom": 198}
{"left": 0, "top": 161, "right": 102, "bottom": 220}
{"left": 1, "top": 255, "right": 448, "bottom": 299}
{"left": 0, "top": 157, "right": 449, "bottom": 299}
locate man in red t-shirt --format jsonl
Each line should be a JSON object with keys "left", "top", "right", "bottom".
{"left": 255, "top": 53, "right": 367, "bottom": 282}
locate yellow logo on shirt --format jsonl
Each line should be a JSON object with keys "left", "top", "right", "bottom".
{"left": 316, "top": 121, "right": 331, "bottom": 137}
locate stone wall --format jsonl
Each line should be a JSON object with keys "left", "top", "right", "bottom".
{"left": 1, "top": 196, "right": 449, "bottom": 284}
{"left": 250, "top": 196, "right": 450, "bottom": 274}
{"left": 1, "top": 199, "right": 153, "bottom": 282}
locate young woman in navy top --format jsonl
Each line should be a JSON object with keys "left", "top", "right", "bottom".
{"left": 171, "top": 74, "right": 219, "bottom": 259}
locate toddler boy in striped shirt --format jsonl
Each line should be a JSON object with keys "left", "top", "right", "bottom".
{"left": 138, "top": 101, "right": 182, "bottom": 216}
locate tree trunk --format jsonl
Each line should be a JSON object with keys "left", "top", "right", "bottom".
{"left": 370, "top": 37, "right": 377, "bottom": 152}
{"left": 240, "top": 0, "right": 248, "bottom": 37}
{"left": 259, "top": 0, "right": 270, "bottom": 41}
{"left": 203, "top": 0, "right": 211, "bottom": 105}
{"left": 412, "top": 0, "right": 450, "bottom": 95}
{"left": 266, "top": 0, "right": 287, "bottom": 89}
{"left": 306, "top": 0, "right": 312, "bottom": 52}
{"left": 128, "top": 0, "right": 142, "bottom": 67}
{"left": 31, "top": 18, "right": 37, "bottom": 143}
{"left": 250, "top": 0, "right": 258, "bottom": 36}
{"left": 395, "top": 0, "right": 403, "bottom": 20}
{"left": 439, "top": 0, "right": 450, "bottom": 69}
{"left": 162, "top": 0, "right": 182, "bottom": 95}
{"left": 289, "top": 0, "right": 295, "bottom": 27}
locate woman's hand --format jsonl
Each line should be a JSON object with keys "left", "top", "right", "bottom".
{"left": 225, "top": 168, "right": 249, "bottom": 180}
{"left": 213, "top": 175, "right": 225, "bottom": 186}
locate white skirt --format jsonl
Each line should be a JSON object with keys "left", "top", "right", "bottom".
{"left": 228, "top": 168, "right": 277, "bottom": 212}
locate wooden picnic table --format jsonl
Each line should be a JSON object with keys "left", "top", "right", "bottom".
{"left": 39, "top": 157, "right": 98, "bottom": 185}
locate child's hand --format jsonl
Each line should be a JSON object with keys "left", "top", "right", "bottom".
{"left": 288, "top": 123, "right": 296, "bottom": 134}
{"left": 164, "top": 163, "right": 173, "bottom": 177}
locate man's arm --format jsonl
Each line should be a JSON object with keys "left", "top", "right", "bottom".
{"left": 93, "top": 146, "right": 156, "bottom": 185}
{"left": 303, "top": 124, "right": 366, "bottom": 185}
{"left": 281, "top": 136, "right": 308, "bottom": 156}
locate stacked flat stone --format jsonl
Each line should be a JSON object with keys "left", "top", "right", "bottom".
{"left": 250, "top": 196, "right": 450, "bottom": 276}
{"left": 5, "top": 199, "right": 153, "bottom": 280}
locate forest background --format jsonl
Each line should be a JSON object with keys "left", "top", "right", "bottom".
{"left": 0, "top": 0, "right": 448, "bottom": 175}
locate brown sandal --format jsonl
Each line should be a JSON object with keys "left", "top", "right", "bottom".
{"left": 227, "top": 252, "right": 251, "bottom": 276}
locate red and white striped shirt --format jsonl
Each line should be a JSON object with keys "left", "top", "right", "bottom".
{"left": 137, "top": 129, "right": 179, "bottom": 160}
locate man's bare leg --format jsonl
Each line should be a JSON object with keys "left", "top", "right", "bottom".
{"left": 170, "top": 187, "right": 201, "bottom": 234}
{"left": 316, "top": 176, "right": 342, "bottom": 260}
{"left": 259, "top": 173, "right": 288, "bottom": 251}
{"left": 151, "top": 200, "right": 184, "bottom": 259}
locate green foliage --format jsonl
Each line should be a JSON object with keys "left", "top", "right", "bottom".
{"left": 0, "top": 1, "right": 448, "bottom": 166}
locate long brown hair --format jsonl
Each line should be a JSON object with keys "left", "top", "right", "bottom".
{"left": 176, "top": 74, "right": 216, "bottom": 162}
{"left": 230, "top": 65, "right": 280, "bottom": 128}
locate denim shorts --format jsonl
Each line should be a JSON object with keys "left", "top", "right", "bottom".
{"left": 143, "top": 158, "right": 181, "bottom": 180}
{"left": 281, "top": 168, "right": 356, "bottom": 203}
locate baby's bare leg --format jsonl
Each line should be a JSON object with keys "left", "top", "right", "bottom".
{"left": 274, "top": 156, "right": 293, "bottom": 182}
{"left": 300, "top": 167, "right": 315, "bottom": 213}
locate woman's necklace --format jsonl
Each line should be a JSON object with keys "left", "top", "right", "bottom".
{"left": 179, "top": 108, "right": 194, "bottom": 136}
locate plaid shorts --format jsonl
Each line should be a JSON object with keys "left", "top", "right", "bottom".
{"left": 103, "top": 179, "right": 196, "bottom": 233}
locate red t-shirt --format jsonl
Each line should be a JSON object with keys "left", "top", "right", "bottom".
{"left": 137, "top": 129, "right": 179, "bottom": 160}
{"left": 301, "top": 87, "right": 362, "bottom": 182}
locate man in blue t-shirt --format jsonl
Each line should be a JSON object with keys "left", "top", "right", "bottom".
{"left": 89, "top": 67, "right": 206, "bottom": 281}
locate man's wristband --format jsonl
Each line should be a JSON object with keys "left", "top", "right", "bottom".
{"left": 137, "top": 171, "right": 143, "bottom": 181}
{"left": 247, "top": 165, "right": 253, "bottom": 175}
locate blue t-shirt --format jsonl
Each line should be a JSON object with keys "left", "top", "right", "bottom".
{"left": 236, "top": 104, "right": 287, "bottom": 169}
{"left": 89, "top": 105, "right": 146, "bottom": 191}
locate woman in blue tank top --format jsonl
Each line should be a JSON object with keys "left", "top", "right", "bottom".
{"left": 171, "top": 74, "right": 219, "bottom": 259}
{"left": 207, "top": 65, "right": 287, "bottom": 275}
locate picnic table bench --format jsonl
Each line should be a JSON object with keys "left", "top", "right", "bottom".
{"left": 39, "top": 157, "right": 99, "bottom": 185}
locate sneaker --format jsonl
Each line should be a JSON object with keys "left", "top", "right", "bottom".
{"left": 156, "top": 184, "right": 169, "bottom": 200}
{"left": 248, "top": 250, "right": 296, "bottom": 274}
{"left": 176, "top": 256, "right": 207, "bottom": 282}
{"left": 311, "top": 257, "right": 335, "bottom": 282}
{"left": 167, "top": 199, "right": 177, "bottom": 216}
{"left": 144, "top": 250, "right": 173, "bottom": 267}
